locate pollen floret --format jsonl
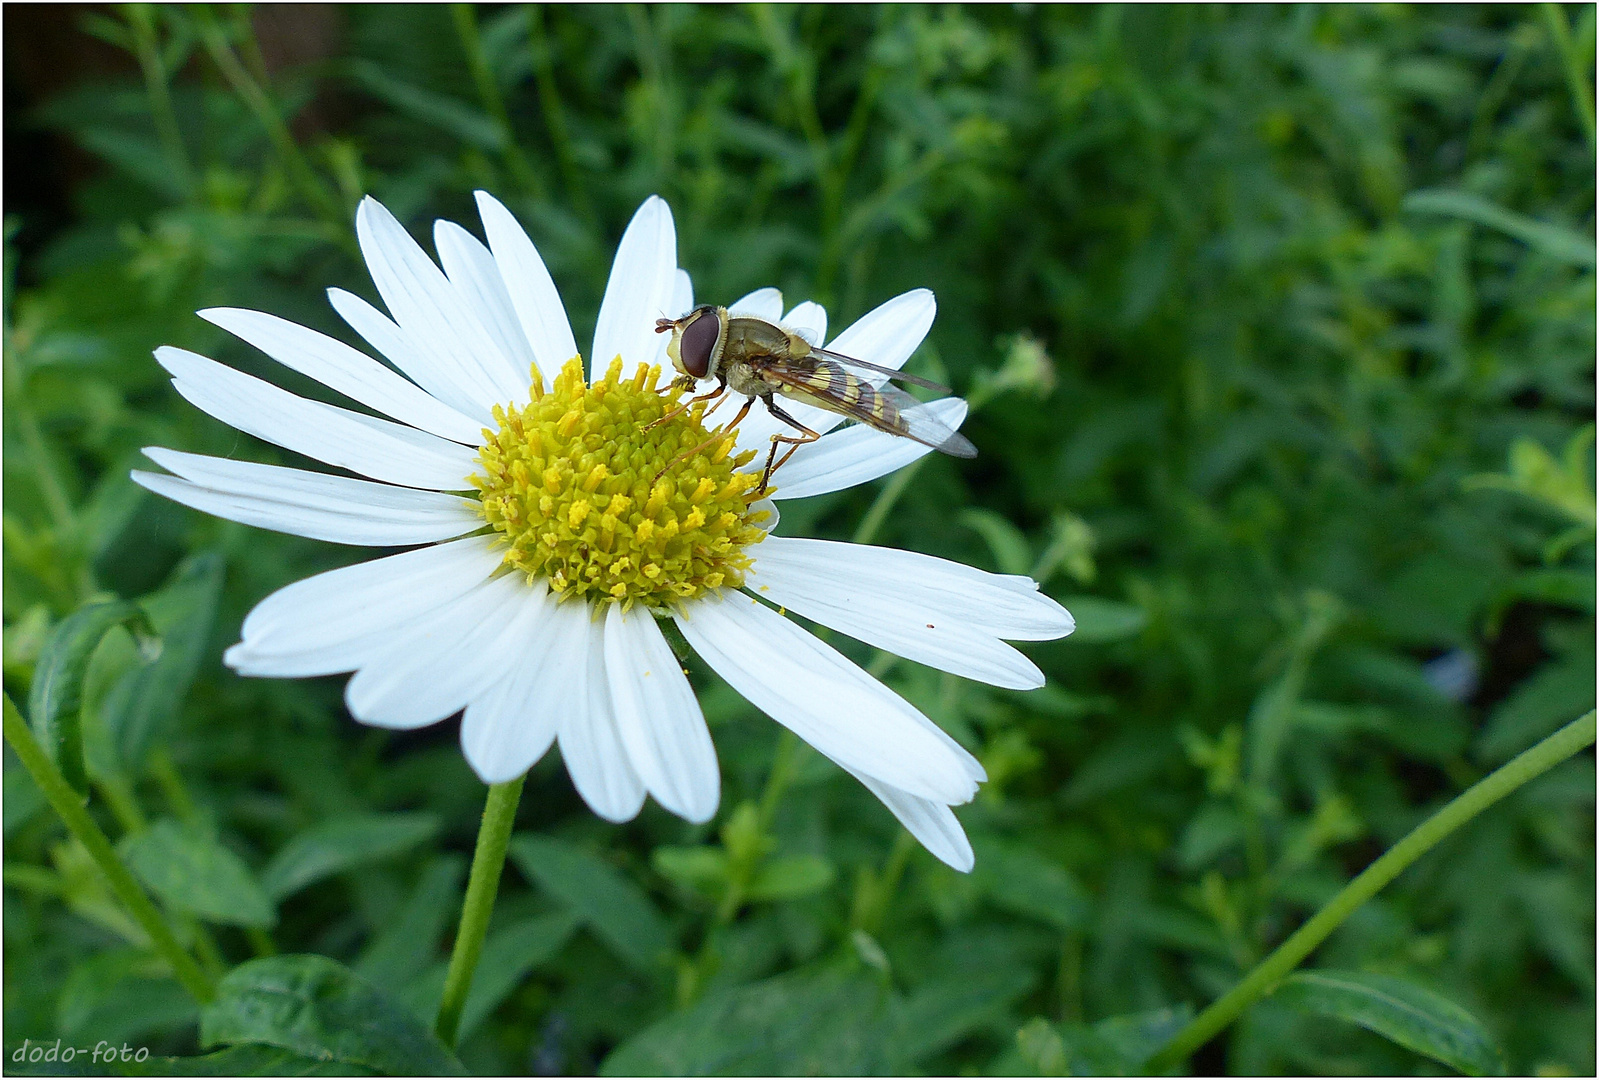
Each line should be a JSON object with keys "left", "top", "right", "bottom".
{"left": 473, "top": 357, "right": 768, "bottom": 607}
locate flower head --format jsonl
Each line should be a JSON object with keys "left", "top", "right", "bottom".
{"left": 133, "top": 192, "right": 1074, "bottom": 870}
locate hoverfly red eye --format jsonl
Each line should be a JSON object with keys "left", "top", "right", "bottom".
{"left": 678, "top": 310, "right": 721, "bottom": 378}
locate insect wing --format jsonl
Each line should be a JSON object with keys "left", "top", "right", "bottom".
{"left": 758, "top": 358, "right": 976, "bottom": 458}
{"left": 869, "top": 382, "right": 977, "bottom": 458}
{"left": 807, "top": 346, "right": 952, "bottom": 394}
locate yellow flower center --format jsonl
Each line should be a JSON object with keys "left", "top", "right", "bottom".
{"left": 472, "top": 356, "right": 770, "bottom": 607}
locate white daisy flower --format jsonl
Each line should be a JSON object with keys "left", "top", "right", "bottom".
{"left": 131, "top": 192, "right": 1074, "bottom": 872}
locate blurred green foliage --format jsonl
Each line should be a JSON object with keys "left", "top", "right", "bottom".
{"left": 3, "top": 3, "right": 1593, "bottom": 1075}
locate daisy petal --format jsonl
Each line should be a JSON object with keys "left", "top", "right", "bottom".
{"left": 131, "top": 459, "right": 481, "bottom": 548}
{"left": 557, "top": 603, "right": 647, "bottom": 822}
{"left": 746, "top": 534, "right": 1044, "bottom": 690}
{"left": 198, "top": 308, "right": 484, "bottom": 445}
{"left": 355, "top": 196, "right": 525, "bottom": 410}
{"left": 782, "top": 301, "right": 827, "bottom": 345}
{"left": 591, "top": 196, "right": 676, "bottom": 381}
{"left": 604, "top": 603, "right": 720, "bottom": 823}
{"left": 474, "top": 191, "right": 579, "bottom": 387}
{"left": 765, "top": 398, "right": 970, "bottom": 501}
{"left": 434, "top": 219, "right": 537, "bottom": 402}
{"left": 850, "top": 770, "right": 974, "bottom": 873}
{"left": 728, "top": 287, "right": 782, "bottom": 320}
{"left": 825, "top": 289, "right": 937, "bottom": 383}
{"left": 673, "top": 591, "right": 978, "bottom": 804}
{"left": 155, "top": 347, "right": 479, "bottom": 490}
{"left": 231, "top": 533, "right": 501, "bottom": 664}
{"left": 460, "top": 583, "right": 563, "bottom": 783}
{"left": 327, "top": 287, "right": 492, "bottom": 423}
{"left": 649, "top": 267, "right": 695, "bottom": 377}
{"left": 673, "top": 268, "right": 694, "bottom": 314}
{"left": 746, "top": 536, "right": 1072, "bottom": 641}
{"left": 343, "top": 573, "right": 530, "bottom": 729}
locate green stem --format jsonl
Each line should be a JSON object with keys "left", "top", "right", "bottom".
{"left": 246, "top": 926, "right": 279, "bottom": 957}
{"left": 435, "top": 776, "right": 526, "bottom": 1047}
{"left": 1146, "top": 709, "right": 1597, "bottom": 1073}
{"left": 192, "top": 7, "right": 351, "bottom": 243}
{"left": 2, "top": 693, "right": 215, "bottom": 1003}
{"left": 452, "top": 3, "right": 542, "bottom": 198}
{"left": 852, "top": 457, "right": 925, "bottom": 547}
{"left": 757, "top": 729, "right": 803, "bottom": 831}
{"left": 528, "top": 4, "right": 586, "bottom": 212}
{"left": 124, "top": 3, "right": 195, "bottom": 197}
{"left": 3, "top": 351, "right": 76, "bottom": 539}
{"left": 96, "top": 773, "right": 149, "bottom": 835}
{"left": 1542, "top": 3, "right": 1597, "bottom": 153}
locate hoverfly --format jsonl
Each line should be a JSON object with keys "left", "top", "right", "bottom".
{"left": 653, "top": 304, "right": 976, "bottom": 490}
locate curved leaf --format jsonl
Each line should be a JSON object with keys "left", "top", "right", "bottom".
{"left": 119, "top": 818, "right": 276, "bottom": 928}
{"left": 260, "top": 813, "right": 440, "bottom": 902}
{"left": 29, "top": 600, "right": 155, "bottom": 794}
{"left": 509, "top": 835, "right": 672, "bottom": 972}
{"left": 104, "top": 552, "right": 225, "bottom": 770}
{"left": 1272, "top": 969, "right": 1506, "bottom": 1076}
{"left": 601, "top": 968, "right": 889, "bottom": 1076}
{"left": 1404, "top": 189, "right": 1597, "bottom": 268}
{"left": 1055, "top": 596, "right": 1147, "bottom": 643}
{"left": 199, "top": 955, "right": 463, "bottom": 1076}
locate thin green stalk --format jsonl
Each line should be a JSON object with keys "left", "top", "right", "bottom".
{"left": 246, "top": 927, "right": 279, "bottom": 957}
{"left": 124, "top": 4, "right": 195, "bottom": 196}
{"left": 452, "top": 3, "right": 542, "bottom": 198}
{"left": 192, "top": 7, "right": 351, "bottom": 243}
{"left": 149, "top": 748, "right": 200, "bottom": 825}
{"left": 528, "top": 4, "right": 586, "bottom": 212}
{"left": 435, "top": 776, "right": 526, "bottom": 1047}
{"left": 757, "top": 729, "right": 803, "bottom": 830}
{"left": 1146, "top": 709, "right": 1597, "bottom": 1073}
{"left": 3, "top": 693, "right": 215, "bottom": 1004}
{"left": 1542, "top": 3, "right": 1596, "bottom": 152}
{"left": 852, "top": 457, "right": 926, "bottom": 547}
{"left": 96, "top": 773, "right": 148, "bottom": 835}
{"left": 3, "top": 351, "right": 76, "bottom": 539}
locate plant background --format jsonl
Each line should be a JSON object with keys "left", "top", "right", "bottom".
{"left": 2, "top": 3, "right": 1594, "bottom": 1075}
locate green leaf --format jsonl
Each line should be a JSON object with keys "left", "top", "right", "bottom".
{"left": 55, "top": 948, "right": 199, "bottom": 1044}
{"left": 346, "top": 60, "right": 503, "bottom": 150}
{"left": 1404, "top": 189, "right": 1597, "bottom": 268}
{"left": 973, "top": 836, "right": 1092, "bottom": 930}
{"left": 960, "top": 508, "right": 1035, "bottom": 576}
{"left": 896, "top": 956, "right": 1037, "bottom": 1063}
{"left": 747, "top": 854, "right": 835, "bottom": 902}
{"left": 1477, "top": 635, "right": 1595, "bottom": 763}
{"left": 118, "top": 818, "right": 276, "bottom": 928}
{"left": 199, "top": 955, "right": 464, "bottom": 1076}
{"left": 260, "top": 813, "right": 441, "bottom": 902}
{"left": 103, "top": 552, "right": 225, "bottom": 771}
{"left": 509, "top": 835, "right": 672, "bottom": 972}
{"left": 1018, "top": 1005, "right": 1195, "bottom": 1075}
{"left": 399, "top": 912, "right": 580, "bottom": 1041}
{"left": 1492, "top": 568, "right": 1597, "bottom": 617}
{"left": 4, "top": 760, "right": 47, "bottom": 834}
{"left": 651, "top": 844, "right": 730, "bottom": 899}
{"left": 1272, "top": 969, "right": 1507, "bottom": 1076}
{"left": 601, "top": 968, "right": 890, "bottom": 1076}
{"left": 1056, "top": 596, "right": 1147, "bottom": 643}
{"left": 354, "top": 854, "right": 465, "bottom": 987}
{"left": 28, "top": 599, "right": 155, "bottom": 793}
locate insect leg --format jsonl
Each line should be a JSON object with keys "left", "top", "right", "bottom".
{"left": 757, "top": 398, "right": 822, "bottom": 491}
{"left": 645, "top": 376, "right": 726, "bottom": 431}
{"left": 650, "top": 396, "right": 757, "bottom": 485}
